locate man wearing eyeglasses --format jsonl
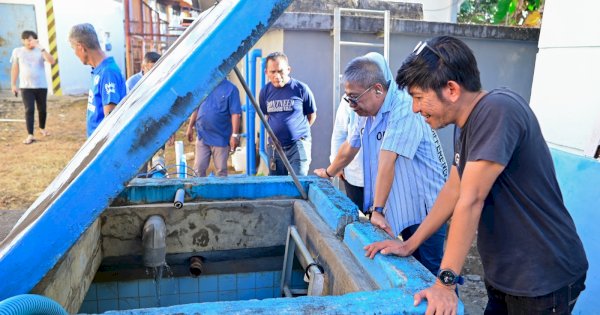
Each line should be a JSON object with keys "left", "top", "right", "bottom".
{"left": 259, "top": 52, "right": 317, "bottom": 176}
{"left": 315, "top": 52, "right": 448, "bottom": 276}
{"left": 365, "top": 36, "right": 588, "bottom": 314}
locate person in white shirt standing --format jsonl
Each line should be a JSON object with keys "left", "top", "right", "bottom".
{"left": 10, "top": 30, "right": 55, "bottom": 144}
{"left": 330, "top": 96, "right": 364, "bottom": 211}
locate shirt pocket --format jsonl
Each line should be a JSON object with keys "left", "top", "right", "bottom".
{"left": 214, "top": 95, "right": 229, "bottom": 113}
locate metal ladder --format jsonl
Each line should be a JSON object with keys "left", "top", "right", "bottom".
{"left": 280, "top": 226, "right": 325, "bottom": 297}
{"left": 332, "top": 7, "right": 390, "bottom": 117}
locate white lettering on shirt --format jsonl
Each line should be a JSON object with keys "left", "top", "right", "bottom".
{"left": 104, "top": 82, "right": 116, "bottom": 95}
{"left": 266, "top": 99, "right": 294, "bottom": 113}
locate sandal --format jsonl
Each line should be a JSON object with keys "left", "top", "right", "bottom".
{"left": 23, "top": 135, "right": 35, "bottom": 144}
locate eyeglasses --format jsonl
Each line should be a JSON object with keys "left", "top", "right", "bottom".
{"left": 344, "top": 85, "right": 374, "bottom": 105}
{"left": 413, "top": 41, "right": 447, "bottom": 64}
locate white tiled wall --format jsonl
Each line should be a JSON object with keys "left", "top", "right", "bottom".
{"left": 78, "top": 270, "right": 308, "bottom": 314}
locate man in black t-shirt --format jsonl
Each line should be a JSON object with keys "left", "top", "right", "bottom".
{"left": 364, "top": 36, "right": 588, "bottom": 314}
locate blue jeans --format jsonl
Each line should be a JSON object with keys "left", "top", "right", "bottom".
{"left": 401, "top": 223, "right": 447, "bottom": 276}
{"left": 268, "top": 137, "right": 311, "bottom": 176}
{"left": 484, "top": 273, "right": 586, "bottom": 315}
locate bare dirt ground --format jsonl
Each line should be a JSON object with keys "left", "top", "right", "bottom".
{"left": 0, "top": 93, "right": 487, "bottom": 314}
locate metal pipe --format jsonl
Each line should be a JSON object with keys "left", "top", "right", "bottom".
{"left": 245, "top": 54, "right": 250, "bottom": 174}
{"left": 290, "top": 227, "right": 325, "bottom": 296}
{"left": 340, "top": 41, "right": 385, "bottom": 48}
{"left": 174, "top": 141, "right": 186, "bottom": 178}
{"left": 233, "top": 67, "right": 308, "bottom": 200}
{"left": 259, "top": 56, "right": 268, "bottom": 166}
{"left": 384, "top": 10, "right": 390, "bottom": 61}
{"left": 281, "top": 226, "right": 296, "bottom": 297}
{"left": 289, "top": 226, "right": 314, "bottom": 267}
{"left": 142, "top": 215, "right": 167, "bottom": 268}
{"left": 245, "top": 49, "right": 262, "bottom": 175}
{"left": 281, "top": 226, "right": 325, "bottom": 297}
{"left": 173, "top": 188, "right": 185, "bottom": 209}
{"left": 124, "top": 0, "right": 133, "bottom": 77}
{"left": 189, "top": 256, "right": 204, "bottom": 277}
{"left": 333, "top": 7, "right": 341, "bottom": 128}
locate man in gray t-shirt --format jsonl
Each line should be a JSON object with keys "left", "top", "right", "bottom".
{"left": 365, "top": 36, "right": 588, "bottom": 314}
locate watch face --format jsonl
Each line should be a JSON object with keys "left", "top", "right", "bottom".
{"left": 439, "top": 270, "right": 456, "bottom": 285}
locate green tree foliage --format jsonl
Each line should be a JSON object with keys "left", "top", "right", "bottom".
{"left": 458, "top": 0, "right": 544, "bottom": 26}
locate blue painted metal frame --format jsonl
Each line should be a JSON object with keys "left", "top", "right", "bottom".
{"left": 0, "top": 0, "right": 294, "bottom": 300}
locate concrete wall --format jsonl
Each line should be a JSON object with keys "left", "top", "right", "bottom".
{"left": 0, "top": 0, "right": 51, "bottom": 91}
{"left": 268, "top": 13, "right": 539, "bottom": 171}
{"left": 0, "top": 0, "right": 126, "bottom": 95}
{"left": 53, "top": 0, "right": 126, "bottom": 95}
{"left": 398, "top": 0, "right": 463, "bottom": 22}
{"left": 102, "top": 200, "right": 294, "bottom": 258}
{"left": 31, "top": 219, "right": 102, "bottom": 314}
{"left": 529, "top": 0, "right": 600, "bottom": 156}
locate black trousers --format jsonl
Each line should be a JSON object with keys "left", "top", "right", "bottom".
{"left": 341, "top": 177, "right": 364, "bottom": 211}
{"left": 21, "top": 88, "right": 48, "bottom": 135}
{"left": 484, "top": 273, "right": 586, "bottom": 315}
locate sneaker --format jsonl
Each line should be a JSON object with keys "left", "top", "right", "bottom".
{"left": 40, "top": 129, "right": 50, "bottom": 136}
{"left": 23, "top": 135, "right": 35, "bottom": 144}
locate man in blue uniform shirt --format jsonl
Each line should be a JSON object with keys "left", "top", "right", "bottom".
{"left": 316, "top": 52, "right": 448, "bottom": 276}
{"left": 186, "top": 78, "right": 242, "bottom": 177}
{"left": 259, "top": 52, "right": 317, "bottom": 176}
{"left": 69, "top": 23, "right": 126, "bottom": 137}
{"left": 126, "top": 51, "right": 161, "bottom": 93}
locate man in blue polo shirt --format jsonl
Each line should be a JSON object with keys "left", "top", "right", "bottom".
{"left": 69, "top": 23, "right": 126, "bottom": 137}
{"left": 315, "top": 52, "right": 448, "bottom": 275}
{"left": 186, "top": 78, "right": 242, "bottom": 177}
{"left": 259, "top": 52, "right": 316, "bottom": 176}
{"left": 126, "top": 51, "right": 161, "bottom": 93}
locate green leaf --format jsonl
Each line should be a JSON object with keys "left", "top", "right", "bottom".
{"left": 493, "top": 0, "right": 511, "bottom": 24}
{"left": 508, "top": 0, "right": 517, "bottom": 15}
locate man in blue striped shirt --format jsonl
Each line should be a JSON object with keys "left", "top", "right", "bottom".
{"left": 315, "top": 52, "right": 448, "bottom": 275}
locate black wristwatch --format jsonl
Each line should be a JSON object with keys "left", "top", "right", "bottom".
{"left": 364, "top": 206, "right": 385, "bottom": 220}
{"left": 437, "top": 269, "right": 464, "bottom": 286}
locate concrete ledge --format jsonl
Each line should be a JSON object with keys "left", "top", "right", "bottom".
{"left": 286, "top": 0, "right": 423, "bottom": 20}
{"left": 102, "top": 288, "right": 428, "bottom": 315}
{"left": 343, "top": 223, "right": 465, "bottom": 313}
{"left": 112, "top": 176, "right": 314, "bottom": 205}
{"left": 274, "top": 12, "right": 539, "bottom": 41}
{"left": 293, "top": 200, "right": 377, "bottom": 295}
{"left": 343, "top": 223, "right": 433, "bottom": 292}
{"left": 307, "top": 180, "right": 358, "bottom": 237}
